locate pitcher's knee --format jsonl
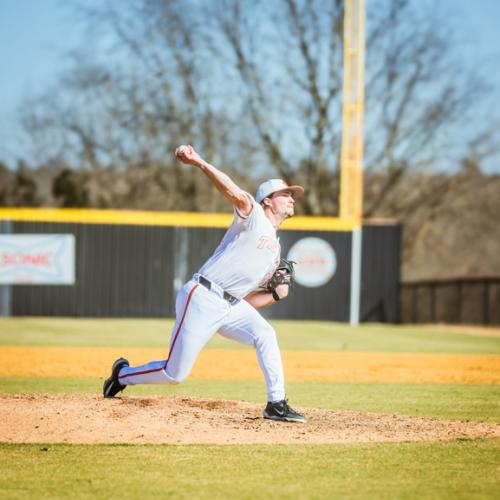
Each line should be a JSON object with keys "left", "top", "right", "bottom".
{"left": 255, "top": 324, "right": 278, "bottom": 348}
{"left": 164, "top": 368, "right": 187, "bottom": 384}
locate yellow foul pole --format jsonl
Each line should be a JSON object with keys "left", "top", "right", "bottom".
{"left": 340, "top": 0, "right": 365, "bottom": 221}
{"left": 340, "top": 0, "right": 365, "bottom": 325}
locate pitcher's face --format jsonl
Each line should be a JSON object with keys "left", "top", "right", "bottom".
{"left": 270, "top": 190, "right": 295, "bottom": 217}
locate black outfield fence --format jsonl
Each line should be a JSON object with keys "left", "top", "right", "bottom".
{"left": 0, "top": 210, "right": 401, "bottom": 323}
{"left": 360, "top": 223, "right": 401, "bottom": 323}
{"left": 401, "top": 277, "right": 500, "bottom": 325}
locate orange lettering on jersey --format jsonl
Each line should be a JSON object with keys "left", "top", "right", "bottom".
{"left": 257, "top": 236, "right": 279, "bottom": 253}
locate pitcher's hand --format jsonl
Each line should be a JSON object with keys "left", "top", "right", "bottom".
{"left": 175, "top": 145, "right": 203, "bottom": 167}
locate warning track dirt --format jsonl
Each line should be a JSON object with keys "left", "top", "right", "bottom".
{"left": 1, "top": 346, "right": 499, "bottom": 383}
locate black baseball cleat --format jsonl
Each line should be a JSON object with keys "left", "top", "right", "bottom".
{"left": 103, "top": 358, "right": 129, "bottom": 398}
{"left": 263, "top": 399, "right": 307, "bottom": 423}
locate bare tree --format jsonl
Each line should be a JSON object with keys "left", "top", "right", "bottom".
{"left": 203, "top": 0, "right": 490, "bottom": 215}
{"left": 20, "top": 0, "right": 237, "bottom": 172}
{"left": 19, "top": 0, "right": 496, "bottom": 215}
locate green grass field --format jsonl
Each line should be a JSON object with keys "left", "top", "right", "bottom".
{"left": 2, "top": 317, "right": 499, "bottom": 353}
{"left": 1, "top": 441, "right": 499, "bottom": 499}
{"left": 1, "top": 318, "right": 499, "bottom": 499}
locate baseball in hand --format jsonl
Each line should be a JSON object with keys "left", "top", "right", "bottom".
{"left": 176, "top": 144, "right": 198, "bottom": 165}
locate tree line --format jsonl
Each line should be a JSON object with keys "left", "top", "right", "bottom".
{"left": 1, "top": 156, "right": 499, "bottom": 281}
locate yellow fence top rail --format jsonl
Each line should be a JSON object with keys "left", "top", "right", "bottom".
{"left": 0, "top": 208, "right": 359, "bottom": 231}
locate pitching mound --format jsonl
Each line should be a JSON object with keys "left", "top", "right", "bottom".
{"left": 2, "top": 394, "right": 499, "bottom": 445}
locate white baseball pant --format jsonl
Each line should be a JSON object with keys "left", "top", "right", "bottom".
{"left": 118, "top": 278, "right": 286, "bottom": 402}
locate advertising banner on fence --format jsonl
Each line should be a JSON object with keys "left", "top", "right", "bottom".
{"left": 287, "top": 237, "right": 337, "bottom": 288}
{"left": 0, "top": 235, "right": 75, "bottom": 285}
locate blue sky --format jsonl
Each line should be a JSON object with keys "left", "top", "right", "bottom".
{"left": 0, "top": 0, "right": 499, "bottom": 170}
{"left": 0, "top": 0, "right": 95, "bottom": 164}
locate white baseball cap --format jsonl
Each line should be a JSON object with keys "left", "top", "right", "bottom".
{"left": 255, "top": 179, "right": 304, "bottom": 203}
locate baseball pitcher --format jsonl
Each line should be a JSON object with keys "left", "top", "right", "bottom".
{"left": 103, "top": 145, "right": 306, "bottom": 423}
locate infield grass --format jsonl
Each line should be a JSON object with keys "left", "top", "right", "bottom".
{"left": 1, "top": 440, "right": 499, "bottom": 499}
{"left": 1, "top": 317, "right": 499, "bottom": 353}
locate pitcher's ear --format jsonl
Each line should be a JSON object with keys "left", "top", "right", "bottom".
{"left": 261, "top": 196, "right": 272, "bottom": 208}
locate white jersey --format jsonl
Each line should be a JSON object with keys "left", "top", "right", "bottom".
{"left": 198, "top": 195, "right": 280, "bottom": 299}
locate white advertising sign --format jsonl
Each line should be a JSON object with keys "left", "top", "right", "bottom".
{"left": 287, "top": 237, "right": 336, "bottom": 288}
{"left": 0, "top": 235, "right": 75, "bottom": 285}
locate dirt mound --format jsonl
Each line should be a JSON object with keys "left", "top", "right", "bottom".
{"left": 2, "top": 394, "right": 499, "bottom": 445}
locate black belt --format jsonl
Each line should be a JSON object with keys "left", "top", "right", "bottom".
{"left": 198, "top": 276, "right": 239, "bottom": 305}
